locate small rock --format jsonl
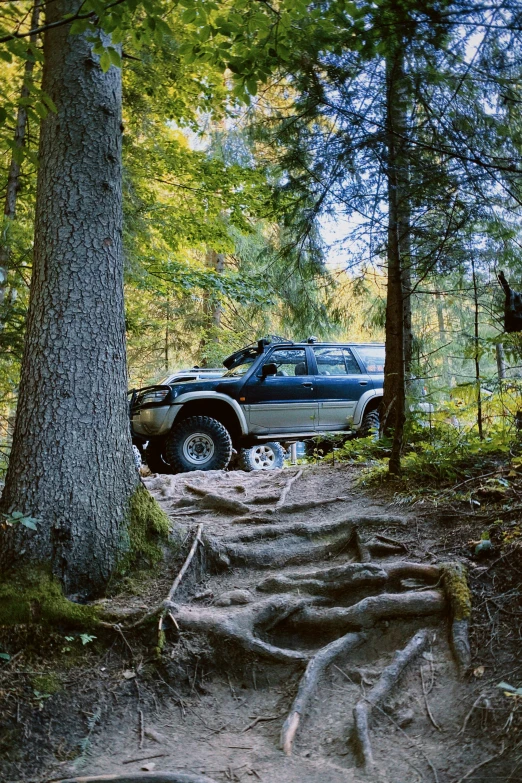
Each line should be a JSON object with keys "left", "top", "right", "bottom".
{"left": 215, "top": 589, "right": 253, "bottom": 606}
{"left": 194, "top": 589, "right": 213, "bottom": 601}
{"left": 396, "top": 708, "right": 414, "bottom": 728}
{"left": 141, "top": 762, "right": 156, "bottom": 771}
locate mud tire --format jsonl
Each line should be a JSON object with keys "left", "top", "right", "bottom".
{"left": 144, "top": 443, "right": 173, "bottom": 475}
{"left": 358, "top": 409, "right": 380, "bottom": 438}
{"left": 165, "top": 416, "right": 233, "bottom": 473}
{"left": 238, "top": 441, "right": 285, "bottom": 471}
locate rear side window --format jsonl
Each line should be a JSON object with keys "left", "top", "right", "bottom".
{"left": 266, "top": 348, "right": 308, "bottom": 376}
{"left": 313, "top": 347, "right": 361, "bottom": 375}
{"left": 354, "top": 346, "right": 385, "bottom": 373}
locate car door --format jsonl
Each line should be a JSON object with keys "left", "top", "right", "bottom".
{"left": 243, "top": 347, "right": 318, "bottom": 433}
{"left": 312, "top": 346, "right": 372, "bottom": 430}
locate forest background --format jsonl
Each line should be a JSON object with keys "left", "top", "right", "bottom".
{"left": 0, "top": 0, "right": 522, "bottom": 481}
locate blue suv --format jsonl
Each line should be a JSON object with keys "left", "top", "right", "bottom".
{"left": 130, "top": 337, "right": 384, "bottom": 473}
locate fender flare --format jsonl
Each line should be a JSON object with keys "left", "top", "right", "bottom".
{"left": 353, "top": 388, "right": 383, "bottom": 427}
{"left": 171, "top": 391, "right": 249, "bottom": 436}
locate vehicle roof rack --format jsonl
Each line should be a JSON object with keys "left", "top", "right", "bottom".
{"left": 257, "top": 335, "right": 294, "bottom": 351}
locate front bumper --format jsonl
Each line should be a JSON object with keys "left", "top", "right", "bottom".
{"left": 131, "top": 404, "right": 182, "bottom": 437}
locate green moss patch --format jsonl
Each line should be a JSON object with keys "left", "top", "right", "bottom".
{"left": 441, "top": 562, "right": 472, "bottom": 621}
{"left": 0, "top": 569, "right": 99, "bottom": 627}
{"left": 119, "top": 485, "right": 172, "bottom": 573}
{"left": 31, "top": 672, "right": 62, "bottom": 695}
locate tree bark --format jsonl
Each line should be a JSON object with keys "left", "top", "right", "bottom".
{"left": 382, "top": 45, "right": 409, "bottom": 474}
{"left": 0, "top": 0, "right": 138, "bottom": 597}
{"left": 0, "top": 0, "right": 41, "bottom": 313}
{"left": 199, "top": 248, "right": 224, "bottom": 365}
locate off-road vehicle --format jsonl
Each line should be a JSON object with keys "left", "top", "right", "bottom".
{"left": 130, "top": 337, "right": 384, "bottom": 473}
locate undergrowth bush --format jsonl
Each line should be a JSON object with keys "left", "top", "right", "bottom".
{"left": 324, "top": 422, "right": 513, "bottom": 486}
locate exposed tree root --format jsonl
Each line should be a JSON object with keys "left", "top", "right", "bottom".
{"left": 170, "top": 596, "right": 312, "bottom": 662}
{"left": 277, "top": 496, "right": 350, "bottom": 514}
{"left": 275, "top": 469, "right": 303, "bottom": 509}
{"left": 288, "top": 591, "right": 445, "bottom": 634}
{"left": 54, "top": 773, "right": 219, "bottom": 783}
{"left": 353, "top": 629, "right": 430, "bottom": 768}
{"left": 440, "top": 562, "right": 472, "bottom": 676}
{"left": 157, "top": 524, "right": 203, "bottom": 645}
{"left": 281, "top": 631, "right": 366, "bottom": 755}
{"left": 353, "top": 526, "right": 371, "bottom": 562}
{"left": 257, "top": 561, "right": 440, "bottom": 596}
{"left": 183, "top": 484, "right": 250, "bottom": 515}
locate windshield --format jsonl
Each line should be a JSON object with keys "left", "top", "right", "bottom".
{"left": 223, "top": 355, "right": 257, "bottom": 378}
{"left": 355, "top": 345, "right": 385, "bottom": 373}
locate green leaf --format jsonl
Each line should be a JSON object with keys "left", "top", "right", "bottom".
{"left": 20, "top": 518, "right": 38, "bottom": 530}
{"left": 99, "top": 50, "right": 111, "bottom": 72}
{"left": 181, "top": 8, "right": 197, "bottom": 23}
{"left": 0, "top": 652, "right": 10, "bottom": 660}
{"left": 0, "top": 107, "right": 7, "bottom": 125}
{"left": 10, "top": 511, "right": 23, "bottom": 519}
{"left": 0, "top": 50, "right": 13, "bottom": 63}
{"left": 34, "top": 102, "right": 48, "bottom": 120}
{"left": 108, "top": 47, "right": 121, "bottom": 68}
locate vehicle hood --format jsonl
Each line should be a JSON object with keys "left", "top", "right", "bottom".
{"left": 168, "top": 377, "right": 241, "bottom": 398}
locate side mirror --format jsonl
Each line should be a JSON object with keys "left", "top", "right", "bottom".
{"left": 261, "top": 362, "right": 277, "bottom": 378}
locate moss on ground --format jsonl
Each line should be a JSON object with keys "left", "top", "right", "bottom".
{"left": 0, "top": 569, "right": 100, "bottom": 627}
{"left": 31, "top": 672, "right": 62, "bottom": 694}
{"left": 119, "top": 484, "right": 172, "bottom": 573}
{"left": 441, "top": 562, "right": 472, "bottom": 620}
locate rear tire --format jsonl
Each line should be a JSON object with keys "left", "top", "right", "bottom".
{"left": 238, "top": 441, "right": 285, "bottom": 471}
{"left": 358, "top": 409, "right": 380, "bottom": 438}
{"left": 165, "top": 416, "right": 233, "bottom": 473}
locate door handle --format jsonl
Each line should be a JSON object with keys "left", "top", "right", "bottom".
{"left": 359, "top": 380, "right": 368, "bottom": 386}
{"left": 302, "top": 382, "right": 313, "bottom": 388}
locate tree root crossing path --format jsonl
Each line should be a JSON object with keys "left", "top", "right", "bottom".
{"left": 65, "top": 465, "right": 500, "bottom": 783}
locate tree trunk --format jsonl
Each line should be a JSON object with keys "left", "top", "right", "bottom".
{"left": 382, "top": 46, "right": 409, "bottom": 475}
{"left": 199, "top": 248, "right": 225, "bottom": 365}
{"left": 496, "top": 342, "right": 506, "bottom": 382}
{"left": 0, "top": 0, "right": 138, "bottom": 597}
{"left": 471, "top": 258, "right": 483, "bottom": 439}
{"left": 0, "top": 0, "right": 41, "bottom": 313}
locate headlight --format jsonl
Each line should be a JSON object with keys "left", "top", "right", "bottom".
{"left": 140, "top": 389, "right": 170, "bottom": 405}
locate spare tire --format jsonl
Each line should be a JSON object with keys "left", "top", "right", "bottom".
{"left": 165, "top": 416, "right": 233, "bottom": 473}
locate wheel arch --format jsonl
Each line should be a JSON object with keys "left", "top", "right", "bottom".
{"left": 353, "top": 389, "right": 383, "bottom": 427}
{"left": 173, "top": 394, "right": 246, "bottom": 446}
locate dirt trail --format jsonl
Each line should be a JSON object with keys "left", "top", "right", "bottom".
{"left": 49, "top": 464, "right": 515, "bottom": 783}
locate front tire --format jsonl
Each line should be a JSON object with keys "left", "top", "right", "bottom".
{"left": 144, "top": 443, "right": 173, "bottom": 474}
{"left": 238, "top": 441, "right": 285, "bottom": 471}
{"left": 358, "top": 409, "right": 380, "bottom": 438}
{"left": 165, "top": 416, "right": 233, "bottom": 473}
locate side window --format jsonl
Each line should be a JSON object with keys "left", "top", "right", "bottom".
{"left": 265, "top": 348, "right": 308, "bottom": 376}
{"left": 313, "top": 347, "right": 361, "bottom": 375}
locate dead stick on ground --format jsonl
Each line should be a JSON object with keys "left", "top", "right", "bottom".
{"left": 281, "top": 631, "right": 366, "bottom": 755}
{"left": 353, "top": 629, "right": 429, "bottom": 768}
{"left": 158, "top": 524, "right": 204, "bottom": 636}
{"left": 52, "top": 773, "right": 220, "bottom": 783}
{"left": 138, "top": 708, "right": 144, "bottom": 749}
{"left": 276, "top": 469, "right": 303, "bottom": 509}
{"left": 123, "top": 753, "right": 168, "bottom": 765}
{"left": 420, "top": 665, "right": 441, "bottom": 731}
{"left": 450, "top": 743, "right": 504, "bottom": 783}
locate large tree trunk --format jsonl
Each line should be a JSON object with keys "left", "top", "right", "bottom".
{"left": 0, "top": 0, "right": 41, "bottom": 313}
{"left": 382, "top": 46, "right": 409, "bottom": 475}
{"left": 0, "top": 0, "right": 138, "bottom": 597}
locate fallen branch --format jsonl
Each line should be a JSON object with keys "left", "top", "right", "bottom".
{"left": 281, "top": 632, "right": 366, "bottom": 755}
{"left": 353, "top": 629, "right": 429, "bottom": 768}
{"left": 441, "top": 563, "right": 472, "bottom": 676}
{"left": 53, "top": 773, "right": 219, "bottom": 783}
{"left": 158, "top": 523, "right": 204, "bottom": 640}
{"left": 275, "top": 469, "right": 303, "bottom": 509}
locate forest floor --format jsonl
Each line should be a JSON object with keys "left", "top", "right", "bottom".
{"left": 1, "top": 462, "right": 521, "bottom": 783}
